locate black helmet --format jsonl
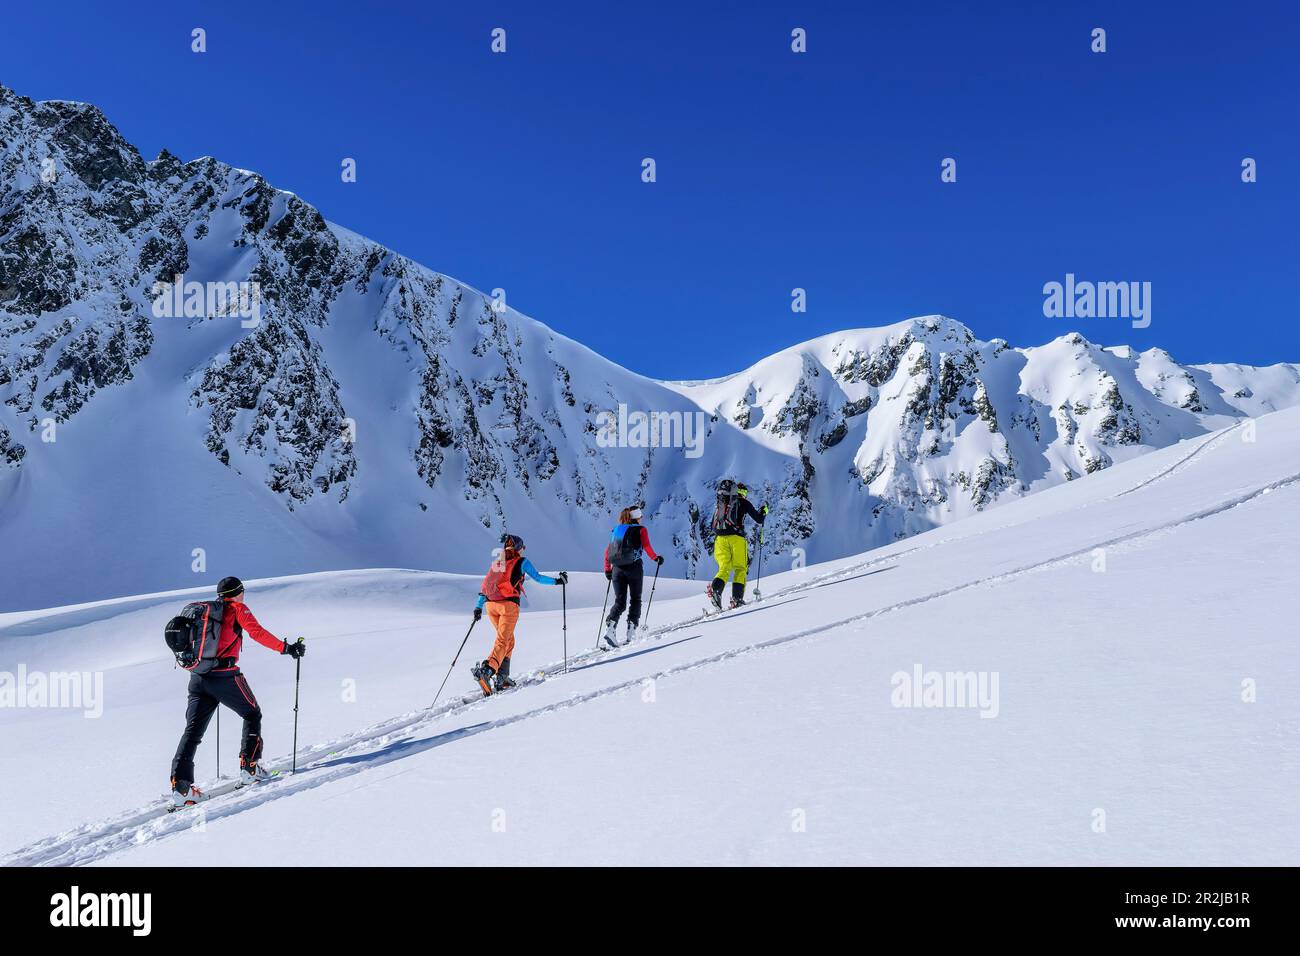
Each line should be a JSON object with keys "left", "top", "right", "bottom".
{"left": 717, "top": 478, "right": 736, "bottom": 495}
{"left": 217, "top": 576, "right": 245, "bottom": 598}
{"left": 501, "top": 533, "right": 525, "bottom": 551}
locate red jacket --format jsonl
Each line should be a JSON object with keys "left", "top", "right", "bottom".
{"left": 604, "top": 525, "right": 659, "bottom": 573}
{"left": 212, "top": 601, "right": 286, "bottom": 669}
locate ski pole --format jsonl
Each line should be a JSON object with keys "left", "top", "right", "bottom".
{"left": 291, "top": 638, "right": 304, "bottom": 775}
{"left": 754, "top": 527, "right": 765, "bottom": 602}
{"left": 562, "top": 579, "right": 568, "bottom": 674}
{"left": 432, "top": 619, "right": 476, "bottom": 709}
{"left": 216, "top": 709, "right": 220, "bottom": 779}
{"left": 593, "top": 578, "right": 611, "bottom": 650}
{"left": 643, "top": 560, "right": 662, "bottom": 629}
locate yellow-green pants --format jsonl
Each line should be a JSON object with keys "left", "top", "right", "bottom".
{"left": 713, "top": 534, "right": 749, "bottom": 584}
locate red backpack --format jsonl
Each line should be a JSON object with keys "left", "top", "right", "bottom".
{"left": 480, "top": 553, "right": 524, "bottom": 602}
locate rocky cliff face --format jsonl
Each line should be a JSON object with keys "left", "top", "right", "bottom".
{"left": 2, "top": 83, "right": 1298, "bottom": 608}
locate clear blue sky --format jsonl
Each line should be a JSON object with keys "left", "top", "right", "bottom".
{"left": 3, "top": 1, "right": 1296, "bottom": 377}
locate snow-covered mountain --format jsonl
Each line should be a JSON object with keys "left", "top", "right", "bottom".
{"left": 670, "top": 319, "right": 1300, "bottom": 551}
{"left": 2, "top": 82, "right": 1298, "bottom": 611}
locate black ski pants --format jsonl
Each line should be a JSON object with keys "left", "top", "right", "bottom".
{"left": 607, "top": 561, "right": 644, "bottom": 626}
{"left": 170, "top": 669, "right": 263, "bottom": 789}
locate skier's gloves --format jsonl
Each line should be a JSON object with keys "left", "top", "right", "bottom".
{"left": 283, "top": 639, "right": 306, "bottom": 659}
{"left": 761, "top": 504, "right": 770, "bottom": 515}
{"left": 556, "top": 571, "right": 569, "bottom": 585}
{"left": 655, "top": 555, "right": 664, "bottom": 566}
{"left": 605, "top": 569, "right": 612, "bottom": 580}
{"left": 473, "top": 607, "right": 483, "bottom": 622}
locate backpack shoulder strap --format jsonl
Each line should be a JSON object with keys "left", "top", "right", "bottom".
{"left": 211, "top": 599, "right": 241, "bottom": 637}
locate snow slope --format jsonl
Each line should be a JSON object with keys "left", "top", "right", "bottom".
{"left": 3, "top": 406, "right": 1296, "bottom": 866}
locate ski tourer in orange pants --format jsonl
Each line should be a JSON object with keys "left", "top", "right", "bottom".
{"left": 470, "top": 534, "right": 567, "bottom": 695}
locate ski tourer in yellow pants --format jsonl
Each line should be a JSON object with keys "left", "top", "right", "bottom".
{"left": 708, "top": 480, "right": 768, "bottom": 609}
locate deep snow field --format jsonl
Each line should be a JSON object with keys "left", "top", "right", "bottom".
{"left": 2, "top": 407, "right": 1297, "bottom": 866}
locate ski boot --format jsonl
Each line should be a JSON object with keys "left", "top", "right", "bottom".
{"left": 471, "top": 660, "right": 496, "bottom": 696}
{"left": 601, "top": 618, "right": 620, "bottom": 649}
{"left": 626, "top": 621, "right": 639, "bottom": 643}
{"left": 493, "top": 657, "right": 517, "bottom": 692}
{"left": 706, "top": 580, "right": 724, "bottom": 612}
{"left": 729, "top": 583, "right": 746, "bottom": 610}
{"left": 169, "top": 778, "right": 205, "bottom": 811}
{"left": 239, "top": 756, "right": 272, "bottom": 785}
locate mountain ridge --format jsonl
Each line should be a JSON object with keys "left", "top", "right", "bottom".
{"left": 2, "top": 82, "right": 1298, "bottom": 611}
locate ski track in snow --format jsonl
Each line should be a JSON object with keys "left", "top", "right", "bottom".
{"left": 5, "top": 443, "right": 1294, "bottom": 867}
{"left": 1113, "top": 421, "right": 1245, "bottom": 499}
{"left": 655, "top": 420, "right": 1245, "bottom": 617}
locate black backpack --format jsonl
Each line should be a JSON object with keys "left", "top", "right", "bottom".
{"left": 711, "top": 480, "right": 743, "bottom": 535}
{"left": 607, "top": 524, "right": 644, "bottom": 567}
{"left": 164, "top": 600, "right": 226, "bottom": 674}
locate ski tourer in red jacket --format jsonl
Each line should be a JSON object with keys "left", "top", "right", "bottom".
{"left": 169, "top": 576, "right": 304, "bottom": 808}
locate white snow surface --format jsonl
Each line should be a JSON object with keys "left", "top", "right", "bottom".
{"left": 2, "top": 405, "right": 1297, "bottom": 866}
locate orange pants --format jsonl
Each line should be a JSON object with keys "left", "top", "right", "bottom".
{"left": 485, "top": 601, "right": 520, "bottom": 671}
